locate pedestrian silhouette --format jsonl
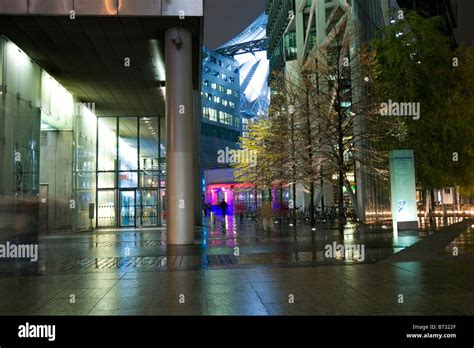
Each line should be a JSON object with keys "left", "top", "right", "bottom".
{"left": 220, "top": 199, "right": 228, "bottom": 216}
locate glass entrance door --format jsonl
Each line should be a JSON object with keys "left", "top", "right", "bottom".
{"left": 120, "top": 190, "right": 136, "bottom": 227}
{"left": 160, "top": 189, "right": 167, "bottom": 226}
{"left": 96, "top": 115, "right": 165, "bottom": 229}
{"left": 98, "top": 190, "right": 116, "bottom": 227}
{"left": 137, "top": 189, "right": 158, "bottom": 227}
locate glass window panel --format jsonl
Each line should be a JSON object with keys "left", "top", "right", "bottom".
{"left": 98, "top": 117, "right": 117, "bottom": 171}
{"left": 5, "top": 41, "right": 21, "bottom": 94}
{"left": 160, "top": 188, "right": 167, "bottom": 224}
{"left": 140, "top": 171, "right": 160, "bottom": 188}
{"left": 159, "top": 163, "right": 166, "bottom": 180}
{"left": 120, "top": 191, "right": 135, "bottom": 227}
{"left": 159, "top": 116, "right": 166, "bottom": 158}
{"left": 74, "top": 111, "right": 96, "bottom": 193}
{"left": 119, "top": 117, "right": 138, "bottom": 171}
{"left": 119, "top": 171, "right": 138, "bottom": 188}
{"left": 97, "top": 190, "right": 115, "bottom": 227}
{"left": 137, "top": 190, "right": 158, "bottom": 227}
{"left": 139, "top": 117, "right": 159, "bottom": 170}
{"left": 159, "top": 177, "right": 166, "bottom": 188}
{"left": 98, "top": 172, "right": 115, "bottom": 188}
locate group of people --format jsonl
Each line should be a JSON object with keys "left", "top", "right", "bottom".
{"left": 202, "top": 199, "right": 229, "bottom": 216}
{"left": 204, "top": 199, "right": 274, "bottom": 233}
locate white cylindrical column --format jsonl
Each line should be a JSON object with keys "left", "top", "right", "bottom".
{"left": 165, "top": 27, "right": 195, "bottom": 245}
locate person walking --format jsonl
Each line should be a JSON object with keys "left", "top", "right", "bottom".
{"left": 260, "top": 201, "right": 273, "bottom": 233}
{"left": 220, "top": 199, "right": 228, "bottom": 217}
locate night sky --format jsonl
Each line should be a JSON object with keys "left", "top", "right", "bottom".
{"left": 204, "top": 0, "right": 266, "bottom": 49}
{"left": 453, "top": 0, "right": 474, "bottom": 46}
{"left": 204, "top": 0, "right": 474, "bottom": 49}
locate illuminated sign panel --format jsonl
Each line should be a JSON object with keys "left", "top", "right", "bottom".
{"left": 389, "top": 150, "right": 418, "bottom": 230}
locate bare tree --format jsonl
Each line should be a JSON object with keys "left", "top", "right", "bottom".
{"left": 310, "top": 25, "right": 392, "bottom": 233}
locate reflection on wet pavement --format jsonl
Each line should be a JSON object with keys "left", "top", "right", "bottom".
{"left": 444, "top": 224, "right": 474, "bottom": 255}
{"left": 0, "top": 217, "right": 472, "bottom": 315}
{"left": 0, "top": 217, "right": 422, "bottom": 275}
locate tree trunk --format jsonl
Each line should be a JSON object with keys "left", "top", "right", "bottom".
{"left": 337, "top": 108, "right": 345, "bottom": 234}
{"left": 309, "top": 181, "right": 315, "bottom": 226}
{"left": 320, "top": 177, "right": 325, "bottom": 212}
{"left": 279, "top": 184, "right": 283, "bottom": 221}
{"left": 423, "top": 190, "right": 429, "bottom": 218}
{"left": 453, "top": 186, "right": 458, "bottom": 220}
{"left": 292, "top": 182, "right": 297, "bottom": 226}
{"left": 254, "top": 187, "right": 258, "bottom": 212}
{"left": 338, "top": 169, "right": 345, "bottom": 234}
{"left": 304, "top": 80, "right": 315, "bottom": 227}
{"left": 344, "top": 180, "right": 359, "bottom": 220}
{"left": 429, "top": 189, "right": 436, "bottom": 228}
{"left": 441, "top": 190, "right": 447, "bottom": 227}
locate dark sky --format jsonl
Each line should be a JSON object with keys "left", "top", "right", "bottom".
{"left": 453, "top": 0, "right": 474, "bottom": 46}
{"left": 204, "top": 0, "right": 473, "bottom": 49}
{"left": 204, "top": 0, "right": 266, "bottom": 49}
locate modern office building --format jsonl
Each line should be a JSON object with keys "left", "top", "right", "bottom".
{"left": 216, "top": 13, "right": 270, "bottom": 128}
{"left": 202, "top": 14, "right": 271, "bottom": 214}
{"left": 0, "top": 0, "right": 204, "bottom": 245}
{"left": 266, "top": 0, "right": 394, "bottom": 222}
{"left": 201, "top": 47, "right": 242, "bottom": 169}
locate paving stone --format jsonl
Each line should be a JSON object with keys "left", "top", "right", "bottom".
{"left": 0, "top": 220, "right": 471, "bottom": 315}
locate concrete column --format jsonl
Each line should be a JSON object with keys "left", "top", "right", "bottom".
{"left": 165, "top": 27, "right": 195, "bottom": 245}
{"left": 193, "top": 89, "right": 203, "bottom": 227}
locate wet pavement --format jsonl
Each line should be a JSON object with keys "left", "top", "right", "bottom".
{"left": 0, "top": 217, "right": 473, "bottom": 315}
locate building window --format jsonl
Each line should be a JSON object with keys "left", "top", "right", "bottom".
{"left": 213, "top": 70, "right": 219, "bottom": 77}
{"left": 219, "top": 85, "right": 225, "bottom": 92}
{"left": 225, "top": 113, "right": 233, "bottom": 125}
{"left": 211, "top": 56, "right": 216, "bottom": 64}
{"left": 213, "top": 95, "right": 220, "bottom": 104}
{"left": 222, "top": 99, "right": 228, "bottom": 107}
{"left": 201, "top": 123, "right": 240, "bottom": 142}
{"left": 203, "top": 106, "right": 210, "bottom": 119}
{"left": 205, "top": 93, "right": 212, "bottom": 101}
{"left": 218, "top": 112, "right": 233, "bottom": 125}
{"left": 229, "top": 101, "right": 235, "bottom": 109}
{"left": 219, "top": 111, "right": 225, "bottom": 123}
{"left": 234, "top": 117, "right": 242, "bottom": 127}
{"left": 285, "top": 30, "right": 297, "bottom": 61}
{"left": 233, "top": 91, "right": 239, "bottom": 98}
{"left": 211, "top": 82, "right": 217, "bottom": 90}
{"left": 203, "top": 79, "right": 209, "bottom": 86}
{"left": 229, "top": 76, "right": 235, "bottom": 84}
{"left": 226, "top": 88, "right": 232, "bottom": 96}
{"left": 222, "top": 73, "right": 227, "bottom": 82}
{"left": 209, "top": 108, "right": 217, "bottom": 122}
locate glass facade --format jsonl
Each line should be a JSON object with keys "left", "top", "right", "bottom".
{"left": 0, "top": 36, "right": 167, "bottom": 235}
{"left": 1, "top": 36, "right": 41, "bottom": 196}
{"left": 0, "top": 36, "right": 42, "bottom": 240}
{"left": 201, "top": 47, "right": 242, "bottom": 169}
{"left": 96, "top": 116, "right": 165, "bottom": 228}
{"left": 216, "top": 14, "right": 270, "bottom": 120}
